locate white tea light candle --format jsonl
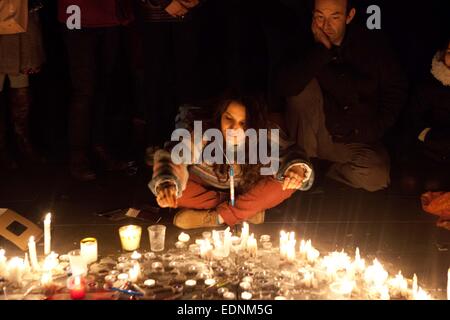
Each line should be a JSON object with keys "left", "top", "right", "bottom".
{"left": 80, "top": 238, "right": 98, "bottom": 264}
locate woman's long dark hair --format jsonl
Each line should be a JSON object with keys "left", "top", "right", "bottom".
{"left": 203, "top": 91, "right": 271, "bottom": 193}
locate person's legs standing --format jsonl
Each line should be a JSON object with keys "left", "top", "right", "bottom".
{"left": 64, "top": 28, "right": 97, "bottom": 180}
{"left": 0, "top": 75, "right": 18, "bottom": 169}
{"left": 143, "top": 22, "right": 171, "bottom": 164}
{"left": 172, "top": 20, "right": 200, "bottom": 105}
{"left": 91, "top": 27, "right": 126, "bottom": 171}
{"left": 8, "top": 73, "right": 43, "bottom": 163}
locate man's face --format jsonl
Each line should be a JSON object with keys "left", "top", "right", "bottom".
{"left": 444, "top": 42, "right": 450, "bottom": 68}
{"left": 313, "top": 0, "right": 355, "bottom": 46}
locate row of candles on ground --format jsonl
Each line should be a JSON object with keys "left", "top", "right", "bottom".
{"left": 117, "top": 222, "right": 450, "bottom": 300}
{"left": 1, "top": 213, "right": 449, "bottom": 300}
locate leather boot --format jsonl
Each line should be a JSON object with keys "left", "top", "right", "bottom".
{"left": 9, "top": 87, "right": 43, "bottom": 164}
{"left": 0, "top": 92, "right": 18, "bottom": 170}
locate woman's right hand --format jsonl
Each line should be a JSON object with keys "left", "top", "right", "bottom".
{"left": 156, "top": 182, "right": 178, "bottom": 208}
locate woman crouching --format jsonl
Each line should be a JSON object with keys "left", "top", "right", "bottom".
{"left": 148, "top": 93, "right": 314, "bottom": 229}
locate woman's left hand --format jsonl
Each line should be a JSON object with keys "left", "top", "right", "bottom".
{"left": 282, "top": 166, "right": 306, "bottom": 190}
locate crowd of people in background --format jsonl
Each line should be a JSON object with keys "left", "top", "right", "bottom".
{"left": 0, "top": 0, "right": 449, "bottom": 198}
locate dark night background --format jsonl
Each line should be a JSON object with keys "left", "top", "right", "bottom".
{"left": 27, "top": 0, "right": 449, "bottom": 162}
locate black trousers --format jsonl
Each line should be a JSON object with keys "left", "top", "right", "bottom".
{"left": 142, "top": 21, "right": 200, "bottom": 147}
{"left": 63, "top": 26, "right": 121, "bottom": 153}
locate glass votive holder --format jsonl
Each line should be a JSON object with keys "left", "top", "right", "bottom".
{"left": 68, "top": 249, "right": 88, "bottom": 276}
{"left": 119, "top": 225, "right": 142, "bottom": 251}
{"left": 148, "top": 225, "right": 166, "bottom": 252}
{"left": 80, "top": 238, "right": 98, "bottom": 265}
{"left": 262, "top": 242, "right": 273, "bottom": 250}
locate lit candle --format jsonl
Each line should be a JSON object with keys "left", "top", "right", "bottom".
{"left": 247, "top": 233, "right": 258, "bottom": 257}
{"left": 128, "top": 262, "right": 140, "bottom": 282}
{"left": 130, "top": 250, "right": 142, "bottom": 260}
{"left": 118, "top": 273, "right": 129, "bottom": 282}
{"left": 69, "top": 275, "right": 86, "bottom": 300}
{"left": 231, "top": 236, "right": 241, "bottom": 246}
{"left": 178, "top": 232, "right": 190, "bottom": 243}
{"left": 279, "top": 231, "right": 288, "bottom": 258}
{"left": 205, "top": 278, "right": 216, "bottom": 287}
{"left": 414, "top": 287, "right": 431, "bottom": 300}
{"left": 388, "top": 271, "right": 408, "bottom": 298}
{"left": 104, "top": 275, "right": 116, "bottom": 285}
{"left": 28, "top": 236, "right": 40, "bottom": 271}
{"left": 44, "top": 213, "right": 52, "bottom": 256}
{"left": 223, "top": 292, "right": 235, "bottom": 300}
{"left": 447, "top": 268, "right": 449, "bottom": 301}
{"left": 353, "top": 248, "right": 366, "bottom": 274}
{"left": 43, "top": 252, "right": 59, "bottom": 272}
{"left": 329, "top": 279, "right": 355, "bottom": 299}
{"left": 200, "top": 239, "right": 213, "bottom": 260}
{"left": 241, "top": 291, "right": 252, "bottom": 300}
{"left": 412, "top": 274, "right": 418, "bottom": 298}
{"left": 223, "top": 227, "right": 232, "bottom": 257}
{"left": 41, "top": 272, "right": 53, "bottom": 286}
{"left": 185, "top": 279, "right": 197, "bottom": 290}
{"left": 240, "top": 222, "right": 249, "bottom": 250}
{"left": 0, "top": 249, "right": 7, "bottom": 277}
{"left": 239, "top": 282, "right": 251, "bottom": 291}
{"left": 7, "top": 257, "right": 25, "bottom": 285}
{"left": 151, "top": 261, "right": 163, "bottom": 270}
{"left": 302, "top": 272, "right": 313, "bottom": 288}
{"left": 364, "top": 259, "right": 388, "bottom": 287}
{"left": 144, "top": 279, "right": 156, "bottom": 287}
{"left": 306, "top": 247, "right": 320, "bottom": 263}
{"left": 118, "top": 225, "right": 142, "bottom": 251}
{"left": 80, "top": 238, "right": 98, "bottom": 264}
{"left": 175, "top": 241, "right": 185, "bottom": 249}
{"left": 23, "top": 253, "right": 31, "bottom": 274}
